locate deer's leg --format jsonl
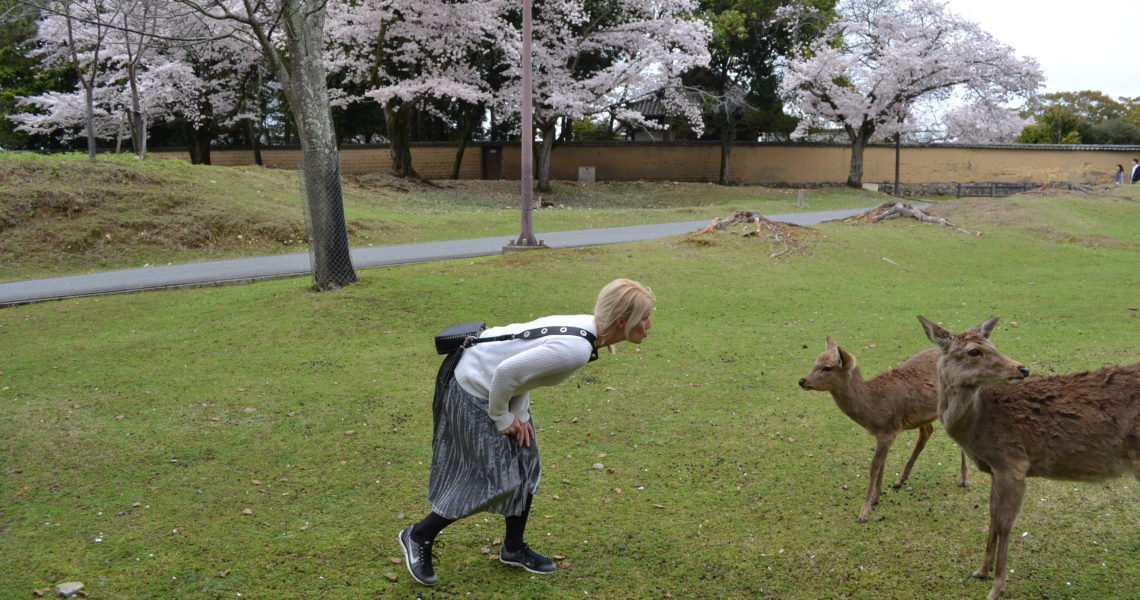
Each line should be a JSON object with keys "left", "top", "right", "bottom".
{"left": 859, "top": 434, "right": 895, "bottom": 523}
{"left": 975, "top": 471, "right": 1026, "bottom": 600}
{"left": 959, "top": 451, "right": 970, "bottom": 487}
{"left": 893, "top": 423, "right": 931, "bottom": 489}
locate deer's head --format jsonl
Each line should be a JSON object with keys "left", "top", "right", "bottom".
{"left": 799, "top": 336, "right": 857, "bottom": 391}
{"left": 917, "top": 316, "right": 1030, "bottom": 387}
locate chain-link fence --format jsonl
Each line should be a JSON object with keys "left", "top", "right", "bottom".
{"left": 298, "top": 149, "right": 358, "bottom": 290}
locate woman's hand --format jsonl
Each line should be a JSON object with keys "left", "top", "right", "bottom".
{"left": 502, "top": 416, "right": 535, "bottom": 448}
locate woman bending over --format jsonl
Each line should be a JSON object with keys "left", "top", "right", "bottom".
{"left": 398, "top": 278, "right": 655, "bottom": 586}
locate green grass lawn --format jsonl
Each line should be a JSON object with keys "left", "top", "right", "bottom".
{"left": 1, "top": 156, "right": 1138, "bottom": 599}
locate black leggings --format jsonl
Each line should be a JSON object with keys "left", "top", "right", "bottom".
{"left": 412, "top": 493, "right": 533, "bottom": 552}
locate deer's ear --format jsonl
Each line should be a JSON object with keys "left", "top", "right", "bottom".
{"left": 825, "top": 336, "right": 837, "bottom": 351}
{"left": 918, "top": 315, "right": 954, "bottom": 350}
{"left": 973, "top": 317, "right": 1000, "bottom": 339}
{"left": 836, "top": 346, "right": 856, "bottom": 370}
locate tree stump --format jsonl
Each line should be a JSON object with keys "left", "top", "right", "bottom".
{"left": 843, "top": 202, "right": 978, "bottom": 235}
{"left": 687, "top": 210, "right": 811, "bottom": 257}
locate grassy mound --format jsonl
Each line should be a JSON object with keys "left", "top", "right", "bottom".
{"left": 0, "top": 152, "right": 882, "bottom": 281}
{"left": 1, "top": 154, "right": 310, "bottom": 278}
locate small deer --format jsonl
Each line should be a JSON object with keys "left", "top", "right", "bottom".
{"left": 799, "top": 337, "right": 968, "bottom": 523}
{"left": 918, "top": 316, "right": 1140, "bottom": 600}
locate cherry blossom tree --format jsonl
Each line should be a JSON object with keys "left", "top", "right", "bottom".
{"left": 942, "top": 100, "right": 1031, "bottom": 144}
{"left": 12, "top": 0, "right": 262, "bottom": 161}
{"left": 324, "top": 0, "right": 510, "bottom": 179}
{"left": 177, "top": 0, "right": 357, "bottom": 289}
{"left": 9, "top": 86, "right": 124, "bottom": 142}
{"left": 22, "top": 0, "right": 117, "bottom": 158}
{"left": 20, "top": 0, "right": 357, "bottom": 287}
{"left": 1, "top": 0, "right": 76, "bottom": 150}
{"left": 146, "top": 11, "right": 264, "bottom": 164}
{"left": 102, "top": 0, "right": 166, "bottom": 158}
{"left": 780, "top": 0, "right": 1043, "bottom": 186}
{"left": 498, "top": 0, "right": 711, "bottom": 192}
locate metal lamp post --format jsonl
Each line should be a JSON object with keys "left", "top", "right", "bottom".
{"left": 505, "top": 0, "right": 546, "bottom": 252}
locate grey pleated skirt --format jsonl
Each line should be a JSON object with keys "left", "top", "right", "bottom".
{"left": 428, "top": 377, "right": 541, "bottom": 520}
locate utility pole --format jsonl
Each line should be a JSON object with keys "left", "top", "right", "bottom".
{"left": 894, "top": 132, "right": 901, "bottom": 196}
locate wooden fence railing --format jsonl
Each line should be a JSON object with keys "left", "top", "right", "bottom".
{"left": 955, "top": 182, "right": 1038, "bottom": 198}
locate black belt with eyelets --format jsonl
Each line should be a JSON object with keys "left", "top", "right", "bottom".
{"left": 473, "top": 326, "right": 599, "bottom": 362}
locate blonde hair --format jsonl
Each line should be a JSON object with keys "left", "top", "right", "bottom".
{"left": 594, "top": 278, "right": 655, "bottom": 340}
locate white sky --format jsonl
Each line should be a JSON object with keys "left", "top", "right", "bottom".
{"left": 942, "top": 0, "right": 1140, "bottom": 100}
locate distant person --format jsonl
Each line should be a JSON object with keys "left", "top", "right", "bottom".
{"left": 398, "top": 278, "right": 655, "bottom": 586}
{"left": 1132, "top": 158, "right": 1140, "bottom": 184}
{"left": 1115, "top": 164, "right": 1126, "bottom": 184}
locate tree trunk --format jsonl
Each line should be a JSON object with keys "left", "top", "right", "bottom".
{"left": 536, "top": 118, "right": 556, "bottom": 193}
{"left": 847, "top": 131, "right": 868, "bottom": 188}
{"left": 185, "top": 123, "right": 202, "bottom": 164}
{"left": 714, "top": 101, "right": 736, "bottom": 185}
{"left": 193, "top": 125, "right": 213, "bottom": 165}
{"left": 560, "top": 116, "right": 574, "bottom": 142}
{"left": 450, "top": 105, "right": 477, "bottom": 179}
{"left": 248, "top": 119, "right": 263, "bottom": 166}
{"left": 128, "top": 64, "right": 148, "bottom": 159}
{"left": 280, "top": 0, "right": 357, "bottom": 290}
{"left": 384, "top": 99, "right": 419, "bottom": 179}
{"left": 65, "top": 4, "right": 99, "bottom": 161}
{"left": 719, "top": 133, "right": 734, "bottom": 185}
{"left": 83, "top": 85, "right": 96, "bottom": 160}
{"left": 185, "top": 122, "right": 214, "bottom": 165}
{"left": 299, "top": 147, "right": 355, "bottom": 289}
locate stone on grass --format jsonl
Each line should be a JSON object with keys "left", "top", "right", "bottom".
{"left": 55, "top": 582, "right": 84, "bottom": 597}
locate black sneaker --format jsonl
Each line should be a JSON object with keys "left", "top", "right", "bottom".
{"left": 398, "top": 526, "right": 439, "bottom": 586}
{"left": 499, "top": 543, "right": 557, "bottom": 574}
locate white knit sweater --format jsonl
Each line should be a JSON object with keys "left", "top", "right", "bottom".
{"left": 454, "top": 314, "right": 597, "bottom": 431}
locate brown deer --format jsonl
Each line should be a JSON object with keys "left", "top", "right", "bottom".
{"left": 918, "top": 316, "right": 1140, "bottom": 600}
{"left": 799, "top": 337, "right": 968, "bottom": 523}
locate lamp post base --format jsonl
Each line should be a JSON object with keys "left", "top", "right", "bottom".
{"left": 502, "top": 239, "right": 549, "bottom": 254}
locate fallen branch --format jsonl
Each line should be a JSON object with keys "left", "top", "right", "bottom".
{"left": 686, "top": 210, "right": 811, "bottom": 257}
{"left": 843, "top": 202, "right": 979, "bottom": 235}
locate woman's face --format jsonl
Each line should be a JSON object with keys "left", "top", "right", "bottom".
{"left": 625, "top": 310, "right": 652, "bottom": 344}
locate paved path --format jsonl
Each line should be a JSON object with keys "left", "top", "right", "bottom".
{"left": 0, "top": 206, "right": 870, "bottom": 307}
